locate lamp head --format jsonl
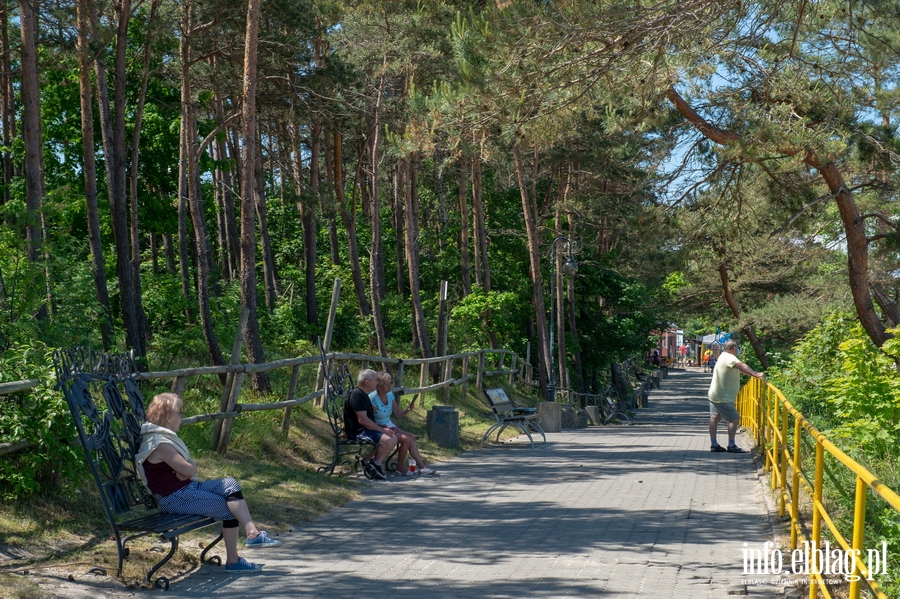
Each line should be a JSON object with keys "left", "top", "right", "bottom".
{"left": 563, "top": 257, "right": 578, "bottom": 277}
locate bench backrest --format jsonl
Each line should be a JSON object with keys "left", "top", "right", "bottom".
{"left": 320, "top": 360, "right": 354, "bottom": 440}
{"left": 54, "top": 348, "right": 154, "bottom": 530}
{"left": 483, "top": 387, "right": 517, "bottom": 417}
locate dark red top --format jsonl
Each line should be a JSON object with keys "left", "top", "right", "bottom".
{"left": 143, "top": 460, "right": 191, "bottom": 497}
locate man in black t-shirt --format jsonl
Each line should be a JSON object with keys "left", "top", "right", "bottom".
{"left": 344, "top": 368, "right": 398, "bottom": 480}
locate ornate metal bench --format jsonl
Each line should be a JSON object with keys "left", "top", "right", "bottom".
{"left": 54, "top": 348, "right": 223, "bottom": 590}
{"left": 481, "top": 387, "right": 546, "bottom": 448}
{"left": 317, "top": 359, "right": 379, "bottom": 477}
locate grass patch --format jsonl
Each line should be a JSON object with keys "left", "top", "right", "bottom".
{"left": 0, "top": 375, "right": 533, "bottom": 596}
{"left": 0, "top": 572, "right": 44, "bottom": 599}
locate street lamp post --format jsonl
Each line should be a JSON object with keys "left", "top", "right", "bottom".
{"left": 548, "top": 236, "right": 578, "bottom": 403}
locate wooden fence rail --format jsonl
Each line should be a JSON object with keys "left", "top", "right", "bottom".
{"left": 0, "top": 348, "right": 532, "bottom": 456}
{"left": 0, "top": 349, "right": 648, "bottom": 456}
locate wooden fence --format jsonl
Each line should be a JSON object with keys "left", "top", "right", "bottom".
{"left": 0, "top": 348, "right": 525, "bottom": 456}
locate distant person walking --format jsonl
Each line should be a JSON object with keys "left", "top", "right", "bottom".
{"left": 707, "top": 340, "right": 765, "bottom": 453}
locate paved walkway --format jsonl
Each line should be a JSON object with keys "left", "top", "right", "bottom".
{"left": 60, "top": 369, "right": 783, "bottom": 598}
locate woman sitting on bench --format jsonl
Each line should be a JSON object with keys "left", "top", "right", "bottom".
{"left": 370, "top": 372, "right": 436, "bottom": 476}
{"left": 136, "top": 393, "right": 282, "bottom": 573}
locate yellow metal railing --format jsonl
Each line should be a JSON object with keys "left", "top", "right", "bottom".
{"left": 736, "top": 378, "right": 900, "bottom": 599}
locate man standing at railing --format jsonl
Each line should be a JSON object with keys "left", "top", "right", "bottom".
{"left": 708, "top": 340, "right": 765, "bottom": 453}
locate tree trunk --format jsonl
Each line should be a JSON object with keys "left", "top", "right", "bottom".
{"left": 0, "top": 4, "right": 13, "bottom": 203}
{"left": 239, "top": 0, "right": 269, "bottom": 391}
{"left": 177, "top": 124, "right": 194, "bottom": 323}
{"left": 113, "top": 0, "right": 147, "bottom": 349}
{"left": 128, "top": 0, "right": 160, "bottom": 328}
{"left": 212, "top": 146, "right": 229, "bottom": 280}
{"left": 335, "top": 129, "right": 370, "bottom": 316}
{"left": 255, "top": 143, "right": 278, "bottom": 312}
{"left": 458, "top": 156, "right": 472, "bottom": 296}
{"left": 212, "top": 86, "right": 240, "bottom": 281}
{"left": 93, "top": 0, "right": 146, "bottom": 355}
{"left": 304, "top": 118, "right": 320, "bottom": 327}
{"left": 718, "top": 263, "right": 770, "bottom": 368}
{"left": 19, "top": 0, "right": 45, "bottom": 278}
{"left": 472, "top": 152, "right": 491, "bottom": 290}
{"left": 368, "top": 81, "right": 388, "bottom": 356}
{"left": 322, "top": 125, "right": 340, "bottom": 265}
{"left": 163, "top": 231, "right": 177, "bottom": 274}
{"left": 392, "top": 164, "right": 405, "bottom": 296}
{"left": 76, "top": 0, "right": 113, "bottom": 350}
{"left": 554, "top": 210, "right": 568, "bottom": 391}
{"left": 564, "top": 175, "right": 583, "bottom": 391}
{"left": 405, "top": 155, "right": 434, "bottom": 363}
{"left": 472, "top": 151, "right": 498, "bottom": 348}
{"left": 149, "top": 232, "right": 159, "bottom": 275}
{"left": 180, "top": 1, "right": 224, "bottom": 369}
{"left": 435, "top": 152, "right": 447, "bottom": 251}
{"left": 817, "top": 163, "right": 887, "bottom": 346}
{"left": 513, "top": 145, "right": 549, "bottom": 398}
{"left": 871, "top": 283, "right": 900, "bottom": 328}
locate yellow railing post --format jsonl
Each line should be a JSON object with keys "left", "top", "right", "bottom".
{"left": 756, "top": 383, "right": 769, "bottom": 453}
{"left": 791, "top": 417, "right": 801, "bottom": 550}
{"left": 772, "top": 390, "right": 780, "bottom": 491}
{"left": 849, "top": 476, "right": 867, "bottom": 599}
{"left": 779, "top": 402, "right": 789, "bottom": 517}
{"left": 766, "top": 386, "right": 774, "bottom": 474}
{"left": 810, "top": 441, "right": 824, "bottom": 599}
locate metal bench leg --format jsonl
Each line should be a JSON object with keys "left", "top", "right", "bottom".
{"left": 493, "top": 423, "right": 511, "bottom": 443}
{"left": 199, "top": 530, "right": 224, "bottom": 565}
{"left": 384, "top": 443, "right": 400, "bottom": 472}
{"left": 146, "top": 535, "right": 178, "bottom": 590}
{"left": 481, "top": 423, "right": 502, "bottom": 446}
{"left": 113, "top": 530, "right": 126, "bottom": 577}
{"left": 527, "top": 420, "right": 547, "bottom": 442}
{"left": 317, "top": 438, "right": 341, "bottom": 474}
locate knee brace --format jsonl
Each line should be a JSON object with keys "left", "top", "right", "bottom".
{"left": 224, "top": 490, "right": 244, "bottom": 501}
{"left": 223, "top": 519, "right": 239, "bottom": 529}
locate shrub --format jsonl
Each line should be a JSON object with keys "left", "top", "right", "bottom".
{"left": 0, "top": 343, "right": 81, "bottom": 499}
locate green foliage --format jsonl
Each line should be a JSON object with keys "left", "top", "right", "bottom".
{"left": 768, "top": 311, "right": 858, "bottom": 420}
{"left": 769, "top": 311, "right": 900, "bottom": 457}
{"left": 826, "top": 326, "right": 900, "bottom": 456}
{"left": 661, "top": 271, "right": 687, "bottom": 296}
{"left": 769, "top": 309, "right": 900, "bottom": 595}
{"left": 0, "top": 344, "right": 81, "bottom": 499}
{"left": 449, "top": 287, "right": 527, "bottom": 353}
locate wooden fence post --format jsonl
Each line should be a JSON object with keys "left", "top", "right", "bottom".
{"left": 525, "top": 342, "right": 532, "bottom": 385}
{"left": 211, "top": 308, "right": 249, "bottom": 450}
{"left": 460, "top": 355, "right": 469, "bottom": 401}
{"left": 436, "top": 280, "right": 448, "bottom": 356}
{"left": 442, "top": 356, "right": 452, "bottom": 402}
{"left": 280, "top": 364, "right": 301, "bottom": 436}
{"left": 419, "top": 361, "right": 428, "bottom": 405}
{"left": 315, "top": 279, "right": 342, "bottom": 408}
{"left": 509, "top": 353, "right": 516, "bottom": 386}
{"left": 476, "top": 351, "right": 484, "bottom": 392}
{"left": 217, "top": 372, "right": 245, "bottom": 454}
{"left": 171, "top": 376, "right": 187, "bottom": 396}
